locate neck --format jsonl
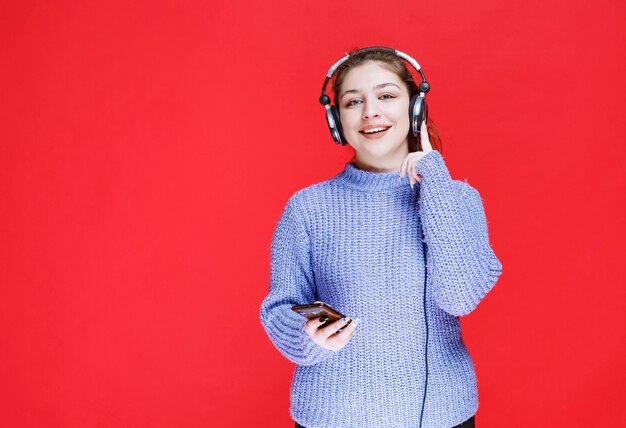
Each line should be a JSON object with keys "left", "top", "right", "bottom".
{"left": 353, "top": 158, "right": 400, "bottom": 173}
{"left": 352, "top": 143, "right": 409, "bottom": 173}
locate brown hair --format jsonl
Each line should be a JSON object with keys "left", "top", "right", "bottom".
{"left": 331, "top": 47, "right": 442, "bottom": 158}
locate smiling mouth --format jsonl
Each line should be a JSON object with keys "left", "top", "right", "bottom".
{"left": 360, "top": 126, "right": 391, "bottom": 135}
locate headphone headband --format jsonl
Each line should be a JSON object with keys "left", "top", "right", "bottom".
{"left": 320, "top": 47, "right": 430, "bottom": 104}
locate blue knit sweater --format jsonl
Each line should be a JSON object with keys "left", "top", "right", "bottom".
{"left": 260, "top": 150, "right": 503, "bottom": 428}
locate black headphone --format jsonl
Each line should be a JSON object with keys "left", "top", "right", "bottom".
{"left": 319, "top": 47, "right": 431, "bottom": 146}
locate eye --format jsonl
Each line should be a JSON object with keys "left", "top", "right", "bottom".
{"left": 345, "top": 99, "right": 362, "bottom": 107}
{"left": 379, "top": 93, "right": 396, "bottom": 100}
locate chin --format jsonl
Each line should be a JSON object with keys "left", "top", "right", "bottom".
{"left": 363, "top": 147, "right": 400, "bottom": 161}
{"left": 362, "top": 138, "right": 405, "bottom": 153}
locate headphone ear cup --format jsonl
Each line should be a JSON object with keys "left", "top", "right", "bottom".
{"left": 324, "top": 106, "right": 341, "bottom": 145}
{"left": 330, "top": 105, "right": 348, "bottom": 145}
{"left": 409, "top": 95, "right": 426, "bottom": 136}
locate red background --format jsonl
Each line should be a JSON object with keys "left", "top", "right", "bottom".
{"left": 1, "top": 1, "right": 625, "bottom": 427}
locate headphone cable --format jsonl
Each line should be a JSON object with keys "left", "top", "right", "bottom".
{"left": 418, "top": 225, "right": 429, "bottom": 428}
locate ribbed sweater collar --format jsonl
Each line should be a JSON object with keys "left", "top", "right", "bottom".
{"left": 334, "top": 161, "right": 415, "bottom": 192}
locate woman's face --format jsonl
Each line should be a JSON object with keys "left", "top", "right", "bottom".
{"left": 338, "top": 61, "right": 411, "bottom": 168}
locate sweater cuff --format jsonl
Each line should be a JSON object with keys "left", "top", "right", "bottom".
{"left": 283, "top": 309, "right": 337, "bottom": 366}
{"left": 415, "top": 150, "right": 452, "bottom": 183}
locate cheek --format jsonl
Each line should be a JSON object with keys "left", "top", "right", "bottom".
{"left": 339, "top": 109, "right": 359, "bottom": 130}
{"left": 394, "top": 102, "right": 410, "bottom": 126}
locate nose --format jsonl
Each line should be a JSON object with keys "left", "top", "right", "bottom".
{"left": 362, "top": 100, "right": 380, "bottom": 120}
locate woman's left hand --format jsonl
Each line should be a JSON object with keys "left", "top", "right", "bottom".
{"left": 400, "top": 120, "right": 433, "bottom": 188}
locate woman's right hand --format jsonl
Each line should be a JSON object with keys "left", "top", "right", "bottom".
{"left": 303, "top": 303, "right": 360, "bottom": 352}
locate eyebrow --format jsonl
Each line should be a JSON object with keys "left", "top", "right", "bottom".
{"left": 340, "top": 82, "right": 401, "bottom": 100}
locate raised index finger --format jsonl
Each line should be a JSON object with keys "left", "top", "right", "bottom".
{"left": 420, "top": 120, "right": 433, "bottom": 152}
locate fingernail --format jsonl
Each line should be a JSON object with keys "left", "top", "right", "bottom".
{"left": 340, "top": 317, "right": 350, "bottom": 324}
{"left": 352, "top": 318, "right": 361, "bottom": 328}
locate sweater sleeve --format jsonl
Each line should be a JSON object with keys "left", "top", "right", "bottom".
{"left": 259, "top": 196, "right": 336, "bottom": 366}
{"left": 415, "top": 150, "right": 503, "bottom": 316}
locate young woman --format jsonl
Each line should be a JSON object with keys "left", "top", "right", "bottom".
{"left": 260, "top": 46, "right": 502, "bottom": 428}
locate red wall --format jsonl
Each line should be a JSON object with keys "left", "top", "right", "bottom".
{"left": 1, "top": 1, "right": 625, "bottom": 426}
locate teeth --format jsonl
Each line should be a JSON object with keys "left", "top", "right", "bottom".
{"left": 363, "top": 127, "right": 389, "bottom": 134}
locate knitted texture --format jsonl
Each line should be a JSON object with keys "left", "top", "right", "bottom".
{"left": 260, "top": 150, "right": 503, "bottom": 428}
